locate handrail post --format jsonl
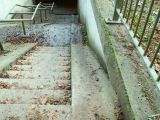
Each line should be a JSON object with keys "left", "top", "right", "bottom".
{"left": 45, "top": 9, "right": 47, "bottom": 20}
{"left": 33, "top": 18, "right": 35, "bottom": 24}
{"left": 0, "top": 42, "right": 4, "bottom": 51}
{"left": 113, "top": 0, "right": 123, "bottom": 20}
{"left": 21, "top": 14, "right": 26, "bottom": 35}
{"left": 40, "top": 9, "right": 43, "bottom": 22}
{"left": 51, "top": 2, "right": 55, "bottom": 14}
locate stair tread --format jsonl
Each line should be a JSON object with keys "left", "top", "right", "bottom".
{"left": 0, "top": 79, "right": 71, "bottom": 90}
{"left": 5, "top": 71, "right": 70, "bottom": 80}
{"left": 11, "top": 65, "right": 71, "bottom": 72}
{"left": 0, "top": 89, "right": 71, "bottom": 105}
{"left": 0, "top": 104, "right": 71, "bottom": 120}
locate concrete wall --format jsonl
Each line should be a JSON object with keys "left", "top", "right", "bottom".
{"left": 0, "top": 0, "right": 33, "bottom": 19}
{"left": 78, "top": 0, "right": 107, "bottom": 70}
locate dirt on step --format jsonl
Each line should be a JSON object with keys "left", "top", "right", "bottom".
{"left": 6, "top": 36, "right": 37, "bottom": 44}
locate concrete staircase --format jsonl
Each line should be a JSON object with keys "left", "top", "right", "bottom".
{"left": 0, "top": 45, "right": 72, "bottom": 119}
{"left": 0, "top": 7, "right": 121, "bottom": 120}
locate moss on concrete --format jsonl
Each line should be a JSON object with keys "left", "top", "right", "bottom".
{"left": 88, "top": 0, "right": 160, "bottom": 119}
{"left": 84, "top": 0, "right": 136, "bottom": 119}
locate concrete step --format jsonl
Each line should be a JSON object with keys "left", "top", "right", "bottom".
{"left": 29, "top": 49, "right": 70, "bottom": 54}
{"left": 28, "top": 47, "right": 70, "bottom": 53}
{"left": 0, "top": 90, "right": 71, "bottom": 105}
{"left": 5, "top": 71, "right": 71, "bottom": 80}
{"left": 10, "top": 65, "right": 71, "bottom": 72}
{"left": 0, "top": 79, "right": 71, "bottom": 90}
{"left": 22, "top": 56, "right": 71, "bottom": 62}
{"left": 25, "top": 53, "right": 71, "bottom": 58}
{"left": 39, "top": 46, "right": 70, "bottom": 50}
{"left": 15, "top": 60, "right": 71, "bottom": 66}
{"left": 0, "top": 104, "right": 71, "bottom": 120}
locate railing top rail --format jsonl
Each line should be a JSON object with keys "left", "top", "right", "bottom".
{"left": 15, "top": 4, "right": 33, "bottom": 10}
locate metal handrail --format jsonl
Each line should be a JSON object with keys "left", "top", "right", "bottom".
{"left": 15, "top": 2, "right": 55, "bottom": 14}
{"left": 0, "top": 1, "right": 55, "bottom": 36}
{"left": 0, "top": 3, "right": 42, "bottom": 22}
{"left": 0, "top": 2, "right": 51, "bottom": 35}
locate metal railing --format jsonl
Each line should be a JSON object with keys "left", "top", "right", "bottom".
{"left": 0, "top": 2, "right": 55, "bottom": 35}
{"left": 106, "top": 0, "right": 160, "bottom": 82}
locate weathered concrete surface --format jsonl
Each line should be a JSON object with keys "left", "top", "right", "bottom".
{"left": 78, "top": 0, "right": 160, "bottom": 119}
{"left": 78, "top": 0, "right": 107, "bottom": 70}
{"left": 71, "top": 43, "right": 121, "bottom": 120}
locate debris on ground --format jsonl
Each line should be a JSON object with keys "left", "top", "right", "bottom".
{"left": 16, "top": 60, "right": 31, "bottom": 65}
{"left": 0, "top": 72, "right": 10, "bottom": 78}
{"left": 0, "top": 81, "right": 10, "bottom": 89}
{"left": 6, "top": 36, "right": 37, "bottom": 44}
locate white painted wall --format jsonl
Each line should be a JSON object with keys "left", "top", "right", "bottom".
{"left": 78, "top": 0, "right": 106, "bottom": 67}
{"left": 0, "top": 0, "right": 33, "bottom": 19}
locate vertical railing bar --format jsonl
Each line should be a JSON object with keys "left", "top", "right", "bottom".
{"left": 126, "top": 0, "right": 133, "bottom": 22}
{"left": 134, "top": 0, "right": 146, "bottom": 37}
{"left": 31, "top": 8, "right": 34, "bottom": 12}
{"left": 45, "top": 9, "right": 47, "bottom": 20}
{"left": 120, "top": 0, "right": 125, "bottom": 13}
{"left": 139, "top": 0, "right": 155, "bottom": 46}
{"left": 130, "top": 0, "right": 140, "bottom": 30}
{"left": 40, "top": 9, "right": 42, "bottom": 22}
{"left": 113, "top": 0, "right": 124, "bottom": 20}
{"left": 33, "top": 18, "right": 35, "bottom": 24}
{"left": 51, "top": 2, "right": 54, "bottom": 14}
{"left": 144, "top": 8, "right": 160, "bottom": 56}
{"left": 123, "top": 0, "right": 129, "bottom": 18}
{"left": 157, "top": 75, "right": 160, "bottom": 81}
{"left": 0, "top": 42, "right": 4, "bottom": 51}
{"left": 21, "top": 14, "right": 26, "bottom": 35}
{"left": 150, "top": 43, "right": 160, "bottom": 67}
